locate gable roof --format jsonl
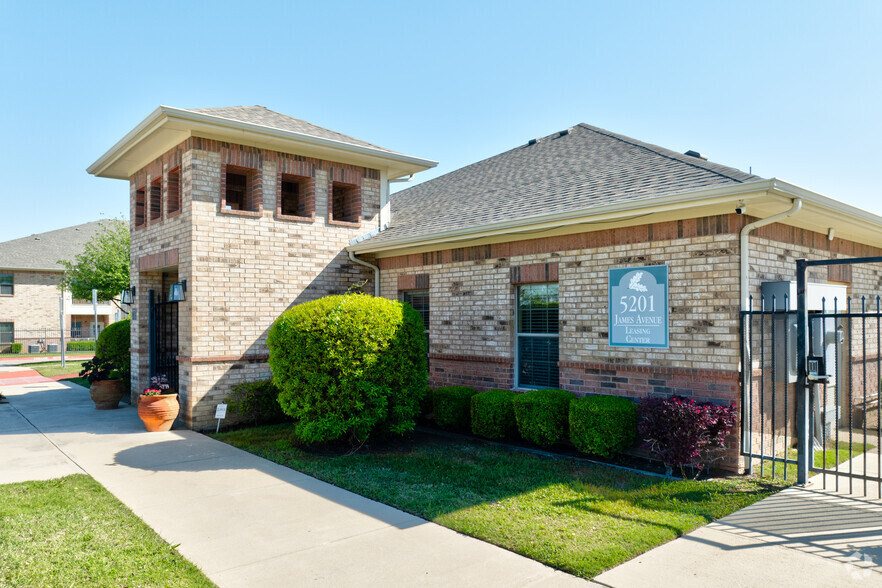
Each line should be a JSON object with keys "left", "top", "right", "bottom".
{"left": 354, "top": 123, "right": 762, "bottom": 249}
{"left": 188, "top": 106, "right": 403, "bottom": 156}
{"left": 88, "top": 106, "right": 436, "bottom": 181}
{"left": 0, "top": 221, "right": 112, "bottom": 271}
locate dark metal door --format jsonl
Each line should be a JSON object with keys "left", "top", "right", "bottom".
{"left": 148, "top": 289, "right": 179, "bottom": 391}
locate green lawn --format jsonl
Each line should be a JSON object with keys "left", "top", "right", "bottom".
{"left": 25, "top": 360, "right": 86, "bottom": 378}
{"left": 0, "top": 475, "right": 214, "bottom": 587}
{"left": 213, "top": 425, "right": 786, "bottom": 579}
{"left": 762, "top": 441, "right": 874, "bottom": 479}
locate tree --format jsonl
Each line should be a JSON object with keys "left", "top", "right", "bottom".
{"left": 59, "top": 220, "right": 130, "bottom": 309}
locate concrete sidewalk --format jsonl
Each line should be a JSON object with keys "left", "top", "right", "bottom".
{"left": 0, "top": 381, "right": 585, "bottom": 587}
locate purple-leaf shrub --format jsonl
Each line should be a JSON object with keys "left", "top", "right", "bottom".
{"left": 638, "top": 396, "right": 737, "bottom": 479}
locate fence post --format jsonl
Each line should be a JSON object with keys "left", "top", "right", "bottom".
{"left": 796, "top": 259, "right": 810, "bottom": 484}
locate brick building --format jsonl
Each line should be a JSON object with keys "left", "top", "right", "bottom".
{"left": 0, "top": 222, "right": 123, "bottom": 352}
{"left": 89, "top": 108, "right": 882, "bottom": 459}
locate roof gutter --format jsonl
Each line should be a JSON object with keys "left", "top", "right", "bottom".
{"left": 348, "top": 250, "right": 380, "bottom": 297}
{"left": 740, "top": 197, "right": 803, "bottom": 310}
{"left": 350, "top": 179, "right": 779, "bottom": 254}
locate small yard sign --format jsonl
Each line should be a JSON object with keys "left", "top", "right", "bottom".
{"left": 608, "top": 265, "right": 669, "bottom": 348}
{"left": 215, "top": 403, "right": 227, "bottom": 433}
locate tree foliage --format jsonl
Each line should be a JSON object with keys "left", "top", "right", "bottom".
{"left": 59, "top": 220, "right": 130, "bottom": 303}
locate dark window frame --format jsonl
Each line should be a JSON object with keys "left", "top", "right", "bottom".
{"left": 149, "top": 177, "right": 163, "bottom": 222}
{"left": 166, "top": 167, "right": 182, "bottom": 217}
{"left": 0, "top": 273, "right": 12, "bottom": 296}
{"left": 0, "top": 322, "right": 13, "bottom": 345}
{"left": 134, "top": 186, "right": 146, "bottom": 228}
{"left": 515, "top": 283, "right": 559, "bottom": 389}
{"left": 277, "top": 173, "right": 315, "bottom": 221}
{"left": 221, "top": 165, "right": 261, "bottom": 216}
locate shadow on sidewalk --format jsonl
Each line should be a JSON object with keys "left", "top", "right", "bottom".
{"left": 682, "top": 486, "right": 882, "bottom": 578}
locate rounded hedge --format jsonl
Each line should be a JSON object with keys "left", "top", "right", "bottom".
{"left": 267, "top": 293, "right": 427, "bottom": 444}
{"left": 433, "top": 386, "right": 479, "bottom": 430}
{"left": 96, "top": 319, "right": 130, "bottom": 385}
{"left": 512, "top": 388, "right": 575, "bottom": 447}
{"left": 569, "top": 395, "right": 637, "bottom": 457}
{"left": 471, "top": 389, "right": 517, "bottom": 440}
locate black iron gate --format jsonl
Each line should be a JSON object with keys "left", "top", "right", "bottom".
{"left": 148, "top": 290, "right": 179, "bottom": 391}
{"left": 741, "top": 256, "right": 882, "bottom": 498}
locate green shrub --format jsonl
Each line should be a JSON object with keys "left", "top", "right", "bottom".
{"left": 420, "top": 385, "right": 434, "bottom": 418}
{"left": 9, "top": 342, "right": 22, "bottom": 354}
{"left": 433, "top": 386, "right": 479, "bottom": 430}
{"left": 570, "top": 395, "right": 637, "bottom": 457}
{"left": 96, "top": 319, "right": 130, "bottom": 388}
{"left": 471, "top": 389, "right": 518, "bottom": 440}
{"left": 267, "top": 293, "right": 427, "bottom": 444}
{"left": 66, "top": 341, "right": 96, "bottom": 352}
{"left": 513, "top": 389, "right": 575, "bottom": 447}
{"left": 225, "top": 379, "right": 288, "bottom": 426}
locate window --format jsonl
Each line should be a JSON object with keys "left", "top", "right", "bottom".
{"left": 0, "top": 273, "right": 12, "bottom": 296}
{"left": 149, "top": 177, "right": 162, "bottom": 221}
{"left": 0, "top": 323, "right": 13, "bottom": 346}
{"left": 223, "top": 166, "right": 259, "bottom": 212}
{"left": 167, "top": 167, "right": 181, "bottom": 215}
{"left": 330, "top": 181, "right": 360, "bottom": 224}
{"left": 516, "top": 283, "right": 559, "bottom": 388}
{"left": 279, "top": 174, "right": 313, "bottom": 218}
{"left": 71, "top": 321, "right": 83, "bottom": 339}
{"left": 402, "top": 289, "right": 430, "bottom": 362}
{"left": 134, "top": 187, "right": 146, "bottom": 227}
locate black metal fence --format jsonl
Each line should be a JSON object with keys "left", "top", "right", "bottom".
{"left": 742, "top": 256, "right": 882, "bottom": 498}
{"left": 0, "top": 328, "right": 100, "bottom": 354}
{"left": 149, "top": 291, "right": 179, "bottom": 391}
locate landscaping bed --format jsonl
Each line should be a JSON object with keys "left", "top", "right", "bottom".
{"left": 0, "top": 474, "right": 214, "bottom": 586}
{"left": 212, "top": 424, "right": 787, "bottom": 579}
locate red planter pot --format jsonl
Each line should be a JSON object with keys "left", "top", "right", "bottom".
{"left": 137, "top": 393, "right": 180, "bottom": 432}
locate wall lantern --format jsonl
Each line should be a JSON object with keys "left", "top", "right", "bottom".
{"left": 121, "top": 286, "right": 136, "bottom": 305}
{"left": 168, "top": 279, "right": 187, "bottom": 302}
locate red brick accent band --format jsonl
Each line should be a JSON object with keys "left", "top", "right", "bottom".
{"left": 177, "top": 354, "right": 269, "bottom": 364}
{"left": 511, "top": 262, "right": 558, "bottom": 284}
{"left": 378, "top": 213, "right": 882, "bottom": 270}
{"left": 428, "top": 353, "right": 512, "bottom": 364}
{"left": 398, "top": 273, "right": 430, "bottom": 291}
{"left": 139, "top": 249, "right": 180, "bottom": 271}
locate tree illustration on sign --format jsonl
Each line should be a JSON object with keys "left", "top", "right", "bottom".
{"left": 628, "top": 271, "right": 648, "bottom": 292}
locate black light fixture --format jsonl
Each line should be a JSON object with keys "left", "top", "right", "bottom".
{"left": 168, "top": 279, "right": 187, "bottom": 302}
{"left": 121, "top": 286, "right": 136, "bottom": 305}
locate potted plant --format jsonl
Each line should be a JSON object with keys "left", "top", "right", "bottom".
{"left": 79, "top": 356, "right": 124, "bottom": 410}
{"left": 137, "top": 374, "right": 180, "bottom": 432}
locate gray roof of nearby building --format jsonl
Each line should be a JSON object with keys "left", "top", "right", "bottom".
{"left": 188, "top": 106, "right": 404, "bottom": 156}
{"left": 0, "top": 221, "right": 112, "bottom": 271}
{"left": 361, "top": 123, "right": 763, "bottom": 246}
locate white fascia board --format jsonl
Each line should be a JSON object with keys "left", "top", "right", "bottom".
{"left": 348, "top": 180, "right": 781, "bottom": 253}
{"left": 87, "top": 106, "right": 437, "bottom": 179}
{"left": 1, "top": 266, "right": 63, "bottom": 272}
{"left": 350, "top": 178, "right": 882, "bottom": 254}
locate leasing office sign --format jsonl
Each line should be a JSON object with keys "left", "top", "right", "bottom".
{"left": 609, "top": 265, "right": 669, "bottom": 348}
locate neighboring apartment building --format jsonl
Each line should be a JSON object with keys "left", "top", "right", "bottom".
{"left": 0, "top": 221, "right": 122, "bottom": 352}
{"left": 89, "top": 106, "right": 882, "bottom": 471}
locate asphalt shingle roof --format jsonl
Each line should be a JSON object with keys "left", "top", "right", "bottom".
{"left": 362, "top": 123, "right": 763, "bottom": 246}
{"left": 0, "top": 221, "right": 112, "bottom": 271}
{"left": 188, "top": 106, "right": 404, "bottom": 156}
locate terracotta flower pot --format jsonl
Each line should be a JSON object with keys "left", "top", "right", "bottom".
{"left": 89, "top": 379, "right": 125, "bottom": 410}
{"left": 138, "top": 393, "right": 180, "bottom": 432}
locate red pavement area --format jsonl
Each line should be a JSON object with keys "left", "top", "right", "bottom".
{"left": 0, "top": 369, "right": 81, "bottom": 386}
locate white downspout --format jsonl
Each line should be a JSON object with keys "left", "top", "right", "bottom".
{"left": 349, "top": 250, "right": 380, "bottom": 297}
{"left": 740, "top": 198, "right": 802, "bottom": 310}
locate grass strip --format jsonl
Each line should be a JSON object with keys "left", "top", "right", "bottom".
{"left": 25, "top": 360, "right": 87, "bottom": 378}
{"left": 213, "top": 424, "right": 786, "bottom": 579}
{"left": 0, "top": 474, "right": 214, "bottom": 587}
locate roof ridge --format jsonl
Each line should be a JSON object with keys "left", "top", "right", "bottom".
{"left": 575, "top": 123, "right": 752, "bottom": 183}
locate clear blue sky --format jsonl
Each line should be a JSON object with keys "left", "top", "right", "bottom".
{"left": 1, "top": 0, "right": 880, "bottom": 240}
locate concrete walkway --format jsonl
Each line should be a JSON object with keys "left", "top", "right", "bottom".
{"left": 0, "top": 380, "right": 585, "bottom": 587}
